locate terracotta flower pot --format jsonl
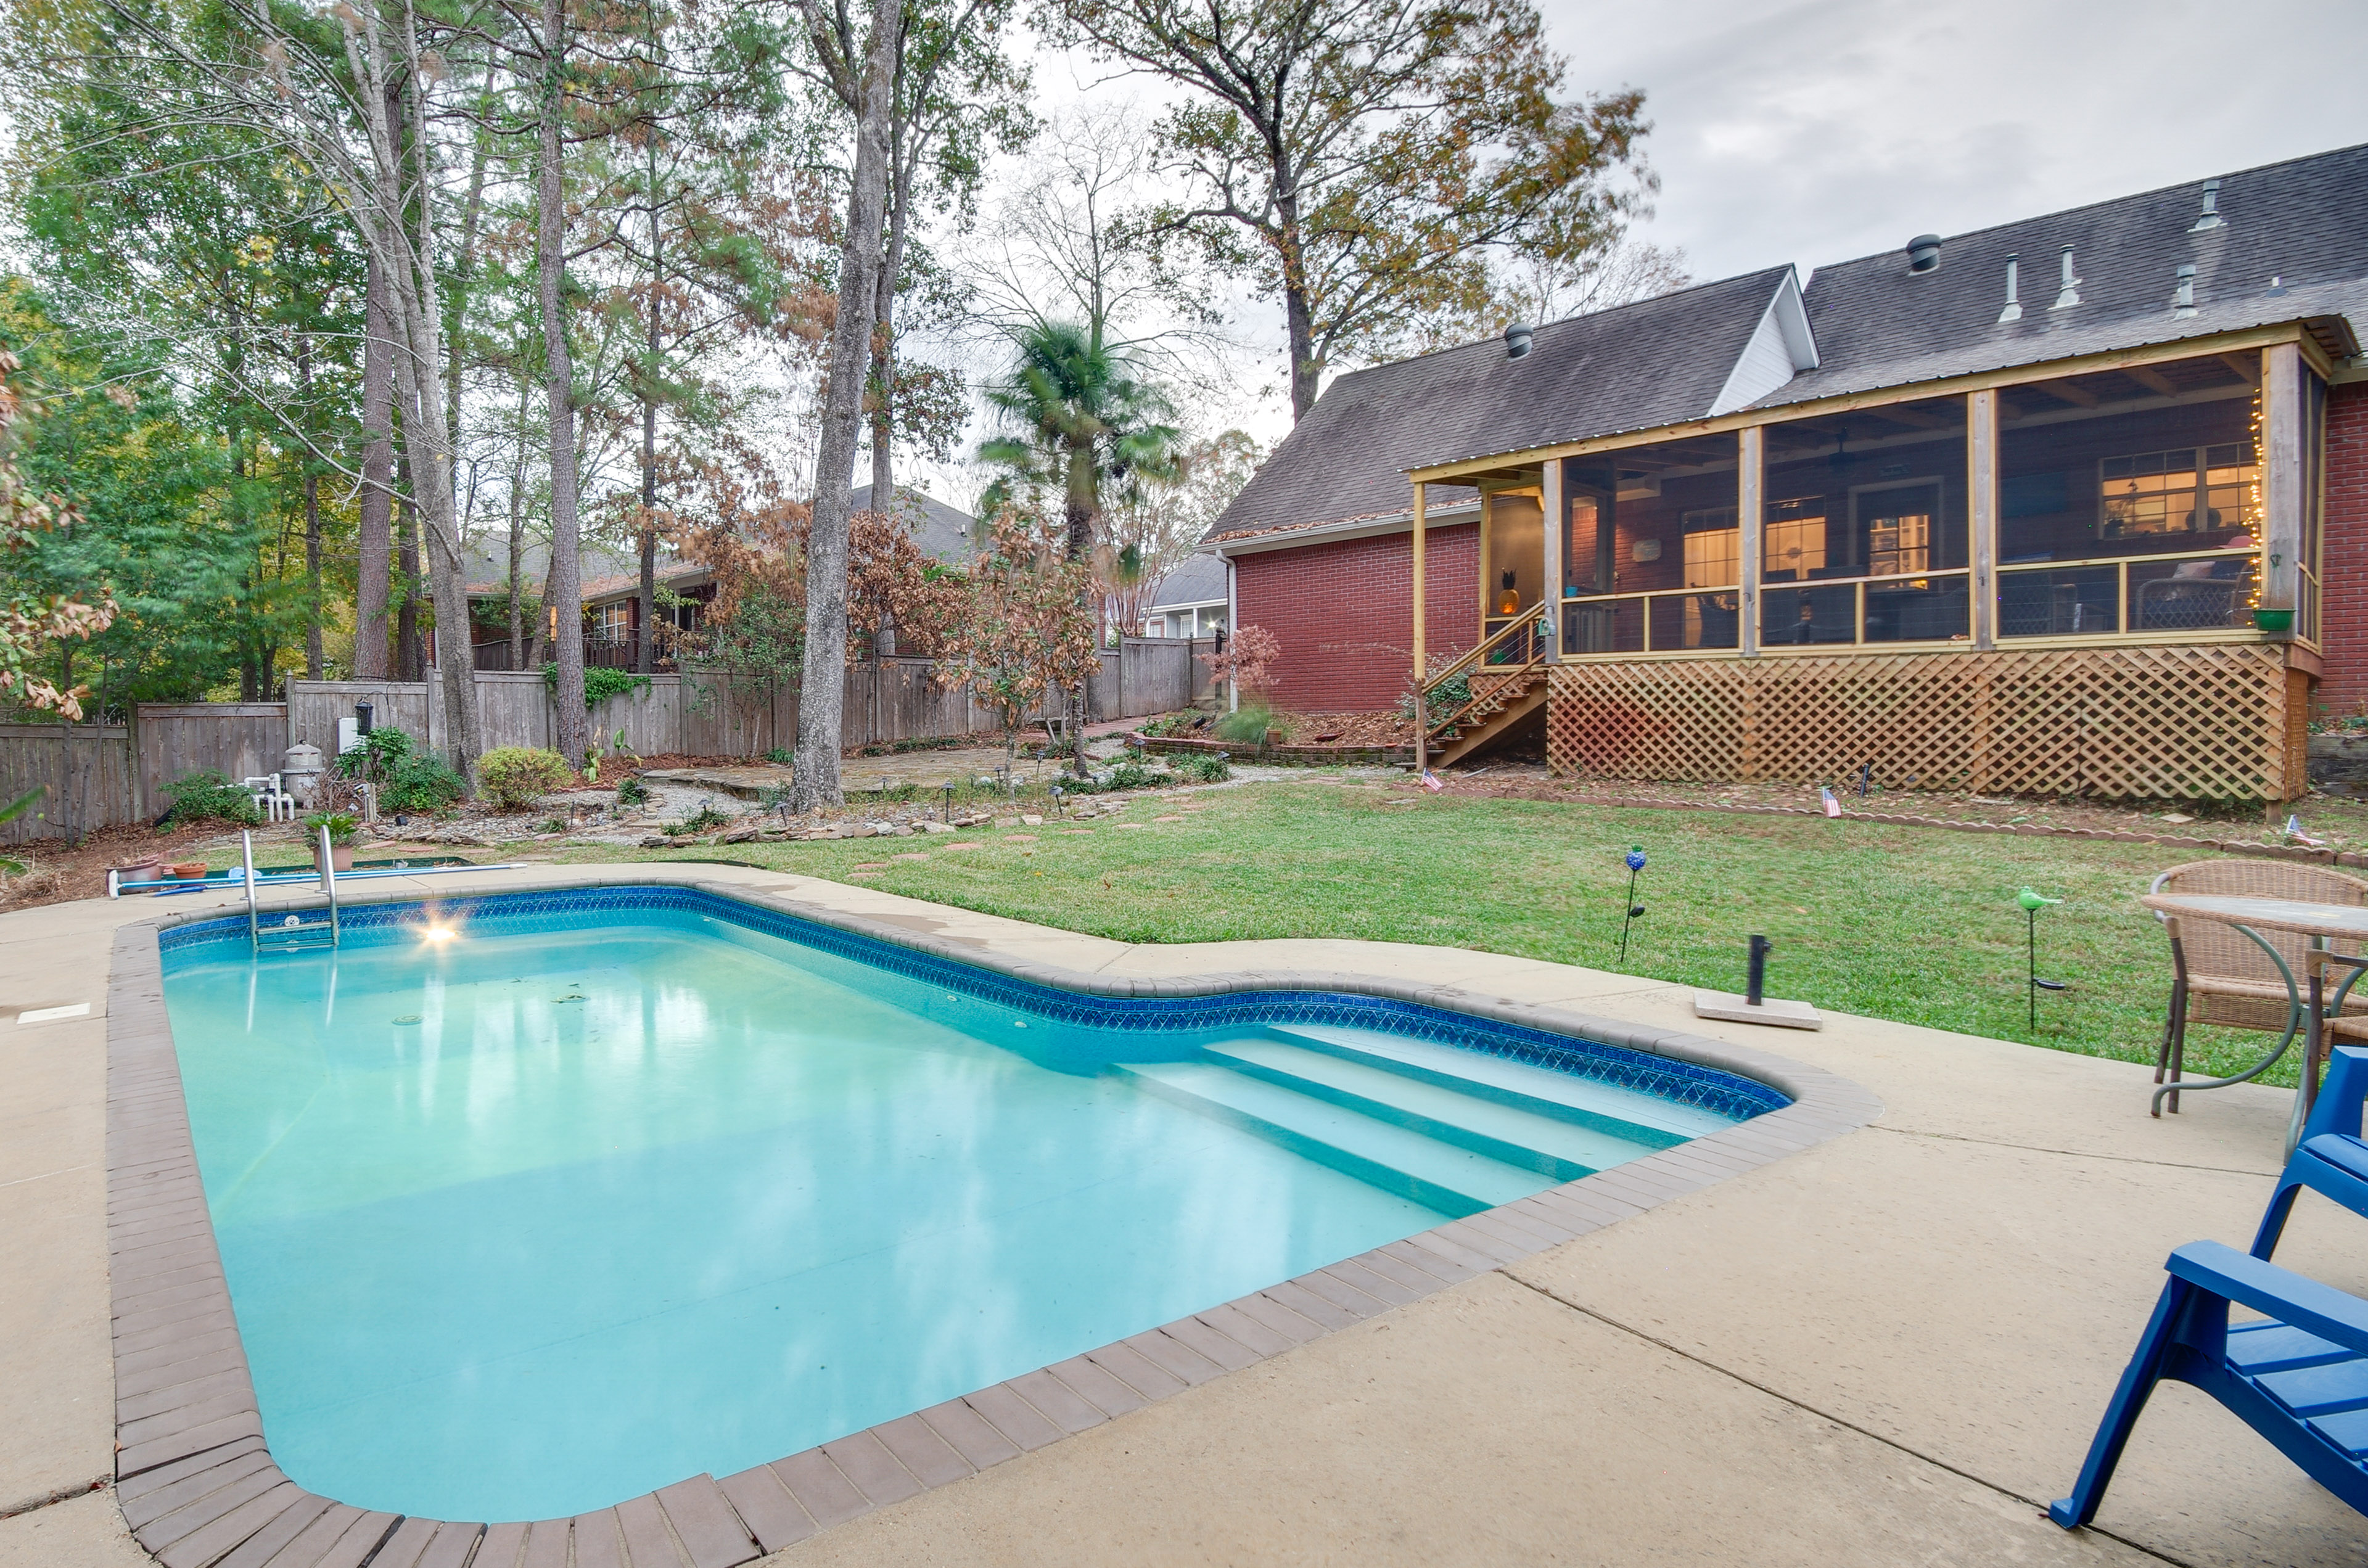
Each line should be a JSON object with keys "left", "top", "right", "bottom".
{"left": 167, "top": 861, "right": 209, "bottom": 880}
{"left": 313, "top": 844, "right": 355, "bottom": 875}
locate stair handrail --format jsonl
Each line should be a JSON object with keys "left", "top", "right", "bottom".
{"left": 242, "top": 830, "right": 259, "bottom": 950}
{"left": 1420, "top": 610, "right": 1551, "bottom": 736}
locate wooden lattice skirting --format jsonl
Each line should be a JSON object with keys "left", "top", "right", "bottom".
{"left": 1545, "top": 644, "right": 2312, "bottom": 802}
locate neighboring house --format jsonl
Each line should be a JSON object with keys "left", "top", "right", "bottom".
{"left": 1140, "top": 553, "right": 1230, "bottom": 639}
{"left": 1204, "top": 141, "right": 2368, "bottom": 800}
{"left": 464, "top": 541, "right": 713, "bottom": 670}
{"left": 464, "top": 486, "right": 980, "bottom": 669}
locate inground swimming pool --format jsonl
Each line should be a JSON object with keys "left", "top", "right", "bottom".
{"left": 157, "top": 887, "right": 1787, "bottom": 1522}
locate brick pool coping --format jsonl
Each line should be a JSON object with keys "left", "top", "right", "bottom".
{"left": 105, "top": 869, "right": 1881, "bottom": 1568}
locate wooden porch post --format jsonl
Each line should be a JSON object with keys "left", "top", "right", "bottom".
{"left": 1737, "top": 427, "right": 1764, "bottom": 658}
{"left": 1413, "top": 482, "right": 1428, "bottom": 775}
{"left": 1969, "top": 388, "right": 1999, "bottom": 651}
{"left": 1540, "top": 461, "right": 1563, "bottom": 663}
{"left": 2264, "top": 342, "right": 2303, "bottom": 616}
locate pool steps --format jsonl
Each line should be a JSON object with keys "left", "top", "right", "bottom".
{"left": 1261, "top": 1023, "right": 1732, "bottom": 1141}
{"left": 1115, "top": 1026, "right": 1714, "bottom": 1217}
{"left": 1114, "top": 1061, "right": 1548, "bottom": 1215}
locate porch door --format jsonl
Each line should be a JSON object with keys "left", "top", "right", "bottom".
{"left": 1482, "top": 490, "right": 1544, "bottom": 656}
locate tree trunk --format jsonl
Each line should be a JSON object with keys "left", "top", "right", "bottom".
{"left": 508, "top": 382, "right": 527, "bottom": 672}
{"left": 791, "top": 0, "right": 903, "bottom": 813}
{"left": 528, "top": 549, "right": 557, "bottom": 670}
{"left": 396, "top": 455, "right": 421, "bottom": 681}
{"left": 638, "top": 127, "right": 660, "bottom": 675}
{"left": 335, "top": 0, "right": 480, "bottom": 768}
{"left": 1274, "top": 175, "right": 1319, "bottom": 420}
{"left": 540, "top": 0, "right": 590, "bottom": 771}
{"left": 298, "top": 337, "right": 324, "bottom": 679}
{"left": 356, "top": 252, "right": 393, "bottom": 676}
{"left": 867, "top": 152, "right": 908, "bottom": 509}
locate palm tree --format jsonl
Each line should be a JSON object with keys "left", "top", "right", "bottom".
{"left": 978, "top": 321, "right": 1181, "bottom": 566}
{"left": 978, "top": 321, "right": 1180, "bottom": 771}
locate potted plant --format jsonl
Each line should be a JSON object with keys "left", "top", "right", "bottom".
{"left": 304, "top": 811, "right": 360, "bottom": 874}
{"left": 2253, "top": 607, "right": 2296, "bottom": 634}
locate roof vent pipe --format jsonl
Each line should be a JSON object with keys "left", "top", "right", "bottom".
{"left": 1906, "top": 234, "right": 1942, "bottom": 274}
{"left": 2050, "top": 245, "right": 2081, "bottom": 311}
{"left": 2173, "top": 263, "right": 2197, "bottom": 318}
{"left": 1997, "top": 253, "right": 2023, "bottom": 322}
{"left": 2190, "top": 178, "right": 2226, "bottom": 233}
{"left": 1503, "top": 322, "right": 1534, "bottom": 359}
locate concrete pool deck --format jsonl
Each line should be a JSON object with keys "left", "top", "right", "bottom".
{"left": 3, "top": 861, "right": 2365, "bottom": 1566}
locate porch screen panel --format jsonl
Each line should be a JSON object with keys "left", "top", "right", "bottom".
{"left": 1562, "top": 432, "right": 1739, "bottom": 655}
{"left": 1996, "top": 350, "right": 2263, "bottom": 638}
{"left": 1761, "top": 395, "right": 1969, "bottom": 649}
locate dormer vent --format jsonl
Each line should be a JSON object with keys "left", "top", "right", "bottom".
{"left": 1906, "top": 234, "right": 1942, "bottom": 274}
{"left": 2190, "top": 178, "right": 2226, "bottom": 232}
{"left": 1504, "top": 322, "right": 1534, "bottom": 359}
{"left": 1997, "top": 253, "right": 2023, "bottom": 322}
{"left": 2050, "top": 245, "right": 2081, "bottom": 311}
{"left": 2173, "top": 264, "right": 2197, "bottom": 318}
{"left": 2267, "top": 276, "right": 2288, "bottom": 297}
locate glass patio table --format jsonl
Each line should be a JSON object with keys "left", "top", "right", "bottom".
{"left": 2137, "top": 892, "right": 2368, "bottom": 1151}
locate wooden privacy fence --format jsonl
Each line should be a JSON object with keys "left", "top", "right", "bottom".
{"left": 134, "top": 704, "right": 289, "bottom": 814}
{"left": 1545, "top": 643, "right": 2307, "bottom": 802}
{"left": 0, "top": 642, "right": 1222, "bottom": 844}
{"left": 0, "top": 724, "right": 136, "bottom": 844}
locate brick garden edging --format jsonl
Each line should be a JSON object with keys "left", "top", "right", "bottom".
{"left": 1132, "top": 732, "right": 1413, "bottom": 766}
{"left": 105, "top": 867, "right": 1878, "bottom": 1567}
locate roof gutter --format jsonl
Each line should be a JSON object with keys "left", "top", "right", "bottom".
{"left": 1209, "top": 497, "right": 1483, "bottom": 557}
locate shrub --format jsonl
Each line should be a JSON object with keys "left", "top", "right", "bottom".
{"left": 476, "top": 747, "right": 575, "bottom": 810}
{"left": 163, "top": 770, "right": 260, "bottom": 827}
{"left": 1213, "top": 702, "right": 1276, "bottom": 744}
{"left": 616, "top": 773, "right": 652, "bottom": 807}
{"left": 1177, "top": 752, "right": 1231, "bottom": 783}
{"left": 334, "top": 727, "right": 466, "bottom": 815}
{"left": 542, "top": 662, "right": 651, "bottom": 708}
{"left": 763, "top": 745, "right": 794, "bottom": 765}
{"left": 1100, "top": 756, "right": 1166, "bottom": 792}
{"left": 1397, "top": 672, "right": 1471, "bottom": 722}
{"left": 670, "top": 801, "right": 733, "bottom": 835}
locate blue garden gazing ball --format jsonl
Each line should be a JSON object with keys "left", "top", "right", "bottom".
{"left": 1625, "top": 848, "right": 1647, "bottom": 872}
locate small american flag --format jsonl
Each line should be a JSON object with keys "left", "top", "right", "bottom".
{"left": 1420, "top": 770, "right": 1444, "bottom": 792}
{"left": 1820, "top": 786, "right": 1841, "bottom": 818}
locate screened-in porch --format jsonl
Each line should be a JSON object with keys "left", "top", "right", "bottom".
{"left": 1406, "top": 334, "right": 2332, "bottom": 800}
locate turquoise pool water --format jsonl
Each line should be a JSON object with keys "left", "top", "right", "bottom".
{"left": 158, "top": 892, "right": 1767, "bottom": 1522}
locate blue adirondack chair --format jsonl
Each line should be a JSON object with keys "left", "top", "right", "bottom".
{"left": 2255, "top": 1046, "right": 2368, "bottom": 1262}
{"left": 2049, "top": 1240, "right": 2368, "bottom": 1528}
{"left": 2054, "top": 1048, "right": 2368, "bottom": 1530}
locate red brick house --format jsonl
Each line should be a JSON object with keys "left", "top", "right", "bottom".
{"left": 1204, "top": 144, "right": 2368, "bottom": 800}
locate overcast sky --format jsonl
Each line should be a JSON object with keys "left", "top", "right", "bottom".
{"left": 1552, "top": 0, "right": 2368, "bottom": 284}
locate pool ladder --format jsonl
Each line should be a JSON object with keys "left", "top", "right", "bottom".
{"left": 244, "top": 828, "right": 341, "bottom": 952}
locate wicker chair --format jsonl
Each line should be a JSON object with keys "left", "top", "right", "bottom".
{"left": 2153, "top": 859, "right": 2368, "bottom": 1114}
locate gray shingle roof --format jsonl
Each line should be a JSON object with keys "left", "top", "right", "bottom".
{"left": 1209, "top": 142, "right": 2368, "bottom": 554}
{"left": 1205, "top": 266, "right": 1797, "bottom": 543}
{"left": 1764, "top": 142, "right": 2368, "bottom": 408}
{"left": 1146, "top": 552, "right": 1228, "bottom": 609}
{"left": 852, "top": 485, "right": 980, "bottom": 563}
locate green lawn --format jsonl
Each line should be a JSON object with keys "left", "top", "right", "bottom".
{"left": 543, "top": 776, "right": 2296, "bottom": 1087}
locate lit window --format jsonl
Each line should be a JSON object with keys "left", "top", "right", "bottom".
{"left": 2100, "top": 444, "right": 2260, "bottom": 540}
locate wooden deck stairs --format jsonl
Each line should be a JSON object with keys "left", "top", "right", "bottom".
{"left": 1419, "top": 617, "right": 1552, "bottom": 770}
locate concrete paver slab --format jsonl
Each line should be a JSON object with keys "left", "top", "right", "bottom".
{"left": 5, "top": 860, "right": 2362, "bottom": 1566}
